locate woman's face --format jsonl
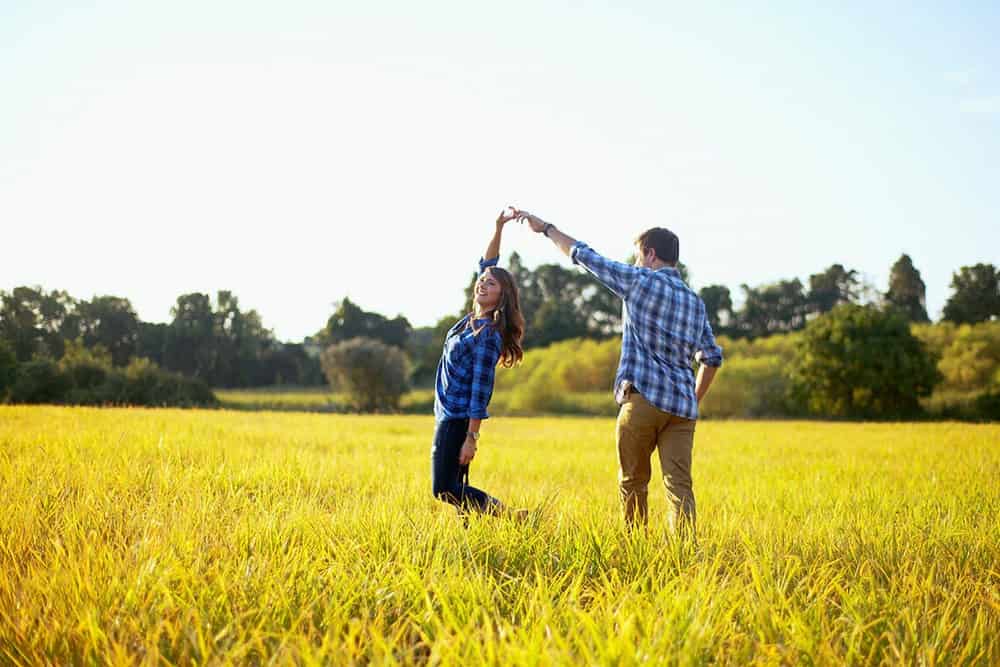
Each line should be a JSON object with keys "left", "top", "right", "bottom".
{"left": 474, "top": 268, "right": 502, "bottom": 312}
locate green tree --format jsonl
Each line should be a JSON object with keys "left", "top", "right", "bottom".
{"left": 789, "top": 304, "right": 939, "bottom": 418}
{"left": 320, "top": 337, "right": 410, "bottom": 412}
{"left": 320, "top": 298, "right": 412, "bottom": 350}
{"left": 699, "top": 285, "right": 733, "bottom": 333}
{"left": 0, "top": 339, "right": 16, "bottom": 400}
{"left": 163, "top": 293, "right": 216, "bottom": 379}
{"left": 576, "top": 276, "right": 621, "bottom": 338}
{"left": 136, "top": 321, "right": 169, "bottom": 366}
{"left": 736, "top": 279, "right": 807, "bottom": 338}
{"left": 531, "top": 299, "right": 590, "bottom": 348}
{"left": 506, "top": 252, "right": 539, "bottom": 323}
{"left": 885, "top": 254, "right": 929, "bottom": 322}
{"left": 76, "top": 295, "right": 140, "bottom": 367}
{"left": 408, "top": 315, "right": 460, "bottom": 387}
{"left": 212, "top": 290, "right": 272, "bottom": 387}
{"left": 807, "top": 264, "right": 859, "bottom": 315}
{"left": 0, "top": 287, "right": 78, "bottom": 361}
{"left": 942, "top": 263, "right": 1000, "bottom": 324}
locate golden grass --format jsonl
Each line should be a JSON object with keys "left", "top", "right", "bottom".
{"left": 1, "top": 406, "right": 998, "bottom": 664}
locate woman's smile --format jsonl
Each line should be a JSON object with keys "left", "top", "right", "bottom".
{"left": 475, "top": 270, "right": 502, "bottom": 310}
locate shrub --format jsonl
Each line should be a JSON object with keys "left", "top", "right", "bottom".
{"left": 973, "top": 390, "right": 1000, "bottom": 421}
{"left": 10, "top": 359, "right": 72, "bottom": 404}
{"left": 0, "top": 340, "right": 16, "bottom": 401}
{"left": 7, "top": 348, "right": 216, "bottom": 408}
{"left": 320, "top": 337, "right": 410, "bottom": 412}
{"left": 935, "top": 322, "right": 1000, "bottom": 392}
{"left": 699, "top": 355, "right": 798, "bottom": 418}
{"left": 58, "top": 341, "right": 114, "bottom": 404}
{"left": 502, "top": 375, "right": 570, "bottom": 415}
{"left": 122, "top": 358, "right": 217, "bottom": 407}
{"left": 789, "top": 305, "right": 940, "bottom": 419}
{"left": 494, "top": 337, "right": 620, "bottom": 395}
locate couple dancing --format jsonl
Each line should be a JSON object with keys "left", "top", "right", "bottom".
{"left": 431, "top": 208, "right": 723, "bottom": 535}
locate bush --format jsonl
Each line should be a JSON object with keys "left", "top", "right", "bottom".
{"left": 935, "top": 322, "right": 1000, "bottom": 392}
{"left": 716, "top": 332, "right": 800, "bottom": 361}
{"left": 495, "top": 338, "right": 620, "bottom": 394}
{"left": 502, "top": 375, "right": 570, "bottom": 415}
{"left": 121, "top": 358, "right": 217, "bottom": 407}
{"left": 320, "top": 337, "right": 410, "bottom": 412}
{"left": 789, "top": 305, "right": 940, "bottom": 419}
{"left": 10, "top": 359, "right": 72, "bottom": 404}
{"left": 7, "top": 347, "right": 216, "bottom": 408}
{"left": 699, "top": 355, "right": 799, "bottom": 418}
{"left": 0, "top": 340, "right": 16, "bottom": 401}
{"left": 974, "top": 390, "right": 1000, "bottom": 420}
{"left": 58, "top": 341, "right": 114, "bottom": 404}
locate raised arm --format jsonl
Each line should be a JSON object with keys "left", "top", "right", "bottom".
{"left": 512, "top": 208, "right": 578, "bottom": 257}
{"left": 514, "top": 208, "right": 641, "bottom": 299}
{"left": 483, "top": 207, "right": 519, "bottom": 263}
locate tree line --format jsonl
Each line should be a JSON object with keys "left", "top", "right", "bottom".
{"left": 332, "top": 253, "right": 997, "bottom": 385}
{"left": 1, "top": 254, "right": 997, "bottom": 408}
{"left": 312, "top": 254, "right": 997, "bottom": 417}
{"left": 0, "top": 288, "right": 323, "bottom": 388}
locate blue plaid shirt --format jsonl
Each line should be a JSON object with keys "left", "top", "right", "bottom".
{"left": 571, "top": 242, "right": 723, "bottom": 420}
{"left": 433, "top": 257, "right": 503, "bottom": 422}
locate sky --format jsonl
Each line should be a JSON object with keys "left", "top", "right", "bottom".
{"left": 2, "top": 1, "right": 998, "bottom": 341}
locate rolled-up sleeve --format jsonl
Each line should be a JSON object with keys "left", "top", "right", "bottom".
{"left": 694, "top": 319, "right": 724, "bottom": 368}
{"left": 570, "top": 242, "right": 641, "bottom": 299}
{"left": 479, "top": 256, "right": 499, "bottom": 274}
{"left": 468, "top": 331, "right": 502, "bottom": 419}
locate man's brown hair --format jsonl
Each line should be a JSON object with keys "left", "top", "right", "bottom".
{"left": 635, "top": 227, "right": 679, "bottom": 265}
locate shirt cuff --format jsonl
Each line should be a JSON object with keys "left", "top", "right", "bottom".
{"left": 569, "top": 241, "right": 588, "bottom": 266}
{"left": 479, "top": 256, "right": 499, "bottom": 273}
{"left": 695, "top": 350, "right": 724, "bottom": 368}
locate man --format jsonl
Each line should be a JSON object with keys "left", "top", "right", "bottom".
{"left": 514, "top": 208, "right": 723, "bottom": 536}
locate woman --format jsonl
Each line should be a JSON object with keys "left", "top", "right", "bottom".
{"left": 432, "top": 208, "right": 525, "bottom": 517}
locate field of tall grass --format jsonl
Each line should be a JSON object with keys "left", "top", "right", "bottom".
{"left": 215, "top": 387, "right": 619, "bottom": 417}
{"left": 1, "top": 406, "right": 998, "bottom": 664}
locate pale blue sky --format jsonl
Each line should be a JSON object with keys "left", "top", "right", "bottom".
{"left": 2, "top": 1, "right": 998, "bottom": 340}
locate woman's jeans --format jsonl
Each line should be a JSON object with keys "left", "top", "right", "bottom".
{"left": 431, "top": 418, "right": 500, "bottom": 513}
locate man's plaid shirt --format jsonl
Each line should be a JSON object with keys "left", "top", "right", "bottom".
{"left": 433, "top": 256, "right": 503, "bottom": 422}
{"left": 571, "top": 242, "right": 723, "bottom": 421}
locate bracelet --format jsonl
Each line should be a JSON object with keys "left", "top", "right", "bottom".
{"left": 542, "top": 222, "right": 554, "bottom": 237}
{"left": 466, "top": 431, "right": 480, "bottom": 442}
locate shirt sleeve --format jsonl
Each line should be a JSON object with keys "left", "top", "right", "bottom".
{"left": 468, "top": 330, "right": 502, "bottom": 419}
{"left": 694, "top": 318, "right": 724, "bottom": 368}
{"left": 570, "top": 242, "right": 642, "bottom": 299}
{"left": 479, "top": 256, "right": 499, "bottom": 274}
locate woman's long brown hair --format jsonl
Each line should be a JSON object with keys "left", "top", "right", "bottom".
{"left": 467, "top": 266, "right": 524, "bottom": 368}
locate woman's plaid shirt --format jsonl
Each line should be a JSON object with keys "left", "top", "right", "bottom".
{"left": 433, "top": 257, "right": 503, "bottom": 422}
{"left": 571, "top": 242, "right": 723, "bottom": 420}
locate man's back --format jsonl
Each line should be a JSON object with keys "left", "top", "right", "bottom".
{"left": 570, "top": 242, "right": 723, "bottom": 420}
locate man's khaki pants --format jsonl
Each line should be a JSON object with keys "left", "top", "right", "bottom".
{"left": 616, "top": 390, "right": 696, "bottom": 534}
